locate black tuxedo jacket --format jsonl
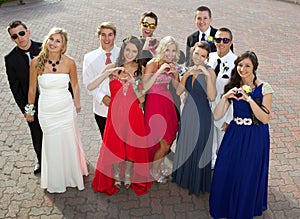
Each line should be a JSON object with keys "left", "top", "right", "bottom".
{"left": 5, "top": 41, "right": 42, "bottom": 113}
{"left": 185, "top": 26, "right": 218, "bottom": 66}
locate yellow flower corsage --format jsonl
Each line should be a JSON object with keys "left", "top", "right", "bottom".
{"left": 242, "top": 85, "right": 252, "bottom": 96}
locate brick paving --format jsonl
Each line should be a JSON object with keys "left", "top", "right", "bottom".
{"left": 0, "top": 0, "right": 299, "bottom": 218}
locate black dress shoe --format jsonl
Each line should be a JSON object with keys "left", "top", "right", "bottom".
{"left": 34, "top": 163, "right": 41, "bottom": 174}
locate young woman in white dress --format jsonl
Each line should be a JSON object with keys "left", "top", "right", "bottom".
{"left": 27, "top": 27, "right": 88, "bottom": 193}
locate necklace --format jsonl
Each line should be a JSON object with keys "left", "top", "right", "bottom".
{"left": 48, "top": 57, "right": 61, "bottom": 72}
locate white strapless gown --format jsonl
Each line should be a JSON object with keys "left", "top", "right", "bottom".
{"left": 38, "top": 73, "right": 88, "bottom": 193}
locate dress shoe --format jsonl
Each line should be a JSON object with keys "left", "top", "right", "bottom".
{"left": 34, "top": 163, "right": 41, "bottom": 174}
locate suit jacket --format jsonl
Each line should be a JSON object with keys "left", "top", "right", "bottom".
{"left": 186, "top": 26, "right": 218, "bottom": 66}
{"left": 4, "top": 41, "right": 42, "bottom": 114}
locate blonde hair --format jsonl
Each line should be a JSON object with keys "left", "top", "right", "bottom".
{"left": 153, "top": 36, "right": 179, "bottom": 63}
{"left": 36, "top": 27, "right": 68, "bottom": 75}
{"left": 97, "top": 22, "right": 116, "bottom": 36}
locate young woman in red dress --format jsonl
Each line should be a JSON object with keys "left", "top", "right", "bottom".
{"left": 90, "top": 36, "right": 152, "bottom": 195}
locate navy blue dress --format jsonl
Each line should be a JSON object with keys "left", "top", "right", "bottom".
{"left": 172, "top": 74, "right": 213, "bottom": 196}
{"left": 209, "top": 83, "right": 272, "bottom": 219}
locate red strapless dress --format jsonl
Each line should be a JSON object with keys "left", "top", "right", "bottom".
{"left": 92, "top": 76, "right": 152, "bottom": 195}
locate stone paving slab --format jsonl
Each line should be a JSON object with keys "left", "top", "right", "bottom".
{"left": 0, "top": 0, "right": 300, "bottom": 218}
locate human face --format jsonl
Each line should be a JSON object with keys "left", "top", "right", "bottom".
{"left": 47, "top": 33, "right": 63, "bottom": 53}
{"left": 237, "top": 58, "right": 254, "bottom": 80}
{"left": 123, "top": 42, "right": 138, "bottom": 63}
{"left": 194, "top": 10, "right": 212, "bottom": 32}
{"left": 192, "top": 47, "right": 208, "bottom": 66}
{"left": 214, "top": 31, "right": 232, "bottom": 58}
{"left": 99, "top": 28, "right": 116, "bottom": 51}
{"left": 9, "top": 25, "right": 31, "bottom": 50}
{"left": 163, "top": 44, "right": 177, "bottom": 63}
{"left": 140, "top": 16, "right": 156, "bottom": 39}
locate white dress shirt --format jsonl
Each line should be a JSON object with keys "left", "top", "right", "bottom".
{"left": 208, "top": 50, "right": 237, "bottom": 128}
{"left": 82, "top": 46, "right": 120, "bottom": 117}
{"left": 198, "top": 26, "right": 211, "bottom": 41}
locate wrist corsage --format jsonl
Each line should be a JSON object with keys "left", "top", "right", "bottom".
{"left": 133, "top": 77, "right": 144, "bottom": 92}
{"left": 175, "top": 64, "right": 188, "bottom": 76}
{"left": 25, "top": 104, "right": 36, "bottom": 116}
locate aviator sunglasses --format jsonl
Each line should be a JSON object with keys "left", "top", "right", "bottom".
{"left": 214, "top": 37, "right": 231, "bottom": 44}
{"left": 142, "top": 22, "right": 156, "bottom": 29}
{"left": 11, "top": 30, "right": 26, "bottom": 40}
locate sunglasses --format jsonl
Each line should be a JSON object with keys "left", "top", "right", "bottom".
{"left": 142, "top": 22, "right": 156, "bottom": 29}
{"left": 11, "top": 31, "right": 26, "bottom": 40}
{"left": 215, "top": 37, "right": 231, "bottom": 44}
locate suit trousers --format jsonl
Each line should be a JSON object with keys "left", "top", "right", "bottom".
{"left": 27, "top": 114, "right": 43, "bottom": 164}
{"left": 94, "top": 114, "right": 107, "bottom": 139}
{"left": 212, "top": 125, "right": 225, "bottom": 169}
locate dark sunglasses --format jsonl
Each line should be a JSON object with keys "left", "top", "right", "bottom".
{"left": 215, "top": 37, "right": 231, "bottom": 44}
{"left": 11, "top": 31, "right": 26, "bottom": 40}
{"left": 142, "top": 22, "right": 156, "bottom": 29}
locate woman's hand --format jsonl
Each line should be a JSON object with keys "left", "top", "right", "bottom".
{"left": 223, "top": 87, "right": 240, "bottom": 100}
{"left": 25, "top": 113, "right": 34, "bottom": 122}
{"left": 197, "top": 65, "right": 210, "bottom": 77}
{"left": 76, "top": 106, "right": 81, "bottom": 113}
{"left": 109, "top": 67, "right": 125, "bottom": 77}
{"left": 157, "top": 63, "right": 172, "bottom": 75}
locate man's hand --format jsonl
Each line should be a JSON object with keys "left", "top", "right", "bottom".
{"left": 221, "top": 122, "right": 229, "bottom": 131}
{"left": 102, "top": 95, "right": 111, "bottom": 106}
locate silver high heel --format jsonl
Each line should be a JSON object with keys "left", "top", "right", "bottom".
{"left": 113, "top": 167, "right": 121, "bottom": 189}
{"left": 124, "top": 173, "right": 131, "bottom": 189}
{"left": 150, "top": 169, "right": 168, "bottom": 184}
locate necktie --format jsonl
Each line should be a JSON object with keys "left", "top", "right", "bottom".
{"left": 214, "top": 59, "right": 221, "bottom": 76}
{"left": 201, "top": 33, "right": 206, "bottom": 41}
{"left": 105, "top": 52, "right": 112, "bottom": 65}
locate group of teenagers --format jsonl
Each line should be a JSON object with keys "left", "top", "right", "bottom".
{"left": 5, "top": 5, "right": 274, "bottom": 219}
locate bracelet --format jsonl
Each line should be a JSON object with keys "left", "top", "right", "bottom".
{"left": 25, "top": 104, "right": 36, "bottom": 116}
{"left": 246, "top": 96, "right": 252, "bottom": 102}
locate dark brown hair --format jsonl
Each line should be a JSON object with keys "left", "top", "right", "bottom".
{"left": 139, "top": 11, "right": 158, "bottom": 26}
{"left": 224, "top": 51, "right": 259, "bottom": 94}
{"left": 7, "top": 20, "right": 28, "bottom": 33}
{"left": 189, "top": 41, "right": 211, "bottom": 67}
{"left": 115, "top": 36, "right": 143, "bottom": 77}
{"left": 194, "top": 6, "right": 212, "bottom": 18}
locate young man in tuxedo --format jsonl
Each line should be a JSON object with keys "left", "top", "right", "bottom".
{"left": 186, "top": 6, "right": 217, "bottom": 66}
{"left": 4, "top": 20, "right": 42, "bottom": 174}
{"left": 82, "top": 22, "right": 120, "bottom": 138}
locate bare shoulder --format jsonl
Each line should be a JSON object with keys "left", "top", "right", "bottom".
{"left": 63, "top": 55, "right": 76, "bottom": 67}
{"left": 145, "top": 60, "right": 157, "bottom": 74}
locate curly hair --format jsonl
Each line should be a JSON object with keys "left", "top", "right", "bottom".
{"left": 36, "top": 27, "right": 68, "bottom": 75}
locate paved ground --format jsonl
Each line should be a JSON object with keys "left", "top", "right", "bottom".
{"left": 0, "top": 0, "right": 300, "bottom": 218}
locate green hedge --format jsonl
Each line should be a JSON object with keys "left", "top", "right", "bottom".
{"left": 0, "top": 0, "right": 15, "bottom": 3}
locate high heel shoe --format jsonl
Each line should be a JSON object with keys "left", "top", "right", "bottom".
{"left": 113, "top": 168, "right": 121, "bottom": 189}
{"left": 160, "top": 162, "right": 172, "bottom": 177}
{"left": 124, "top": 173, "right": 131, "bottom": 189}
{"left": 150, "top": 169, "right": 168, "bottom": 184}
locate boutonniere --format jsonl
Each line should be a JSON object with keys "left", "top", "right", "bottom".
{"left": 207, "top": 36, "right": 214, "bottom": 45}
{"left": 222, "top": 62, "right": 229, "bottom": 73}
